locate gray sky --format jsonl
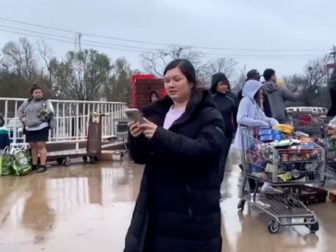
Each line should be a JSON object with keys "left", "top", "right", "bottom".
{"left": 1, "top": 0, "right": 335, "bottom": 80}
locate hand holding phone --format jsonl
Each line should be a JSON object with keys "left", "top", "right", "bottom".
{"left": 125, "top": 109, "right": 145, "bottom": 123}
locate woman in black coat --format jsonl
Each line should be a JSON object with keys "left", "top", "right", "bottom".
{"left": 211, "top": 72, "right": 237, "bottom": 182}
{"left": 124, "top": 59, "right": 226, "bottom": 252}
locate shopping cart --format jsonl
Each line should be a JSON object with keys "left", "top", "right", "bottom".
{"left": 238, "top": 127, "right": 325, "bottom": 234}
{"left": 290, "top": 114, "right": 324, "bottom": 138}
{"left": 320, "top": 117, "right": 336, "bottom": 180}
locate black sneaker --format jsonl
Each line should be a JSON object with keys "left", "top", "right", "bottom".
{"left": 36, "top": 165, "right": 47, "bottom": 173}
{"left": 32, "top": 165, "right": 38, "bottom": 171}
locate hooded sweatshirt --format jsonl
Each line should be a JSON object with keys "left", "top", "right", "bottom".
{"left": 18, "top": 98, "right": 54, "bottom": 131}
{"left": 233, "top": 80, "right": 278, "bottom": 150}
{"left": 263, "top": 81, "right": 299, "bottom": 123}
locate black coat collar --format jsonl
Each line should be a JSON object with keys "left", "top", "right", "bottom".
{"left": 142, "top": 89, "right": 214, "bottom": 128}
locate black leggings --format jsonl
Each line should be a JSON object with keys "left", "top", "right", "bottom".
{"left": 219, "top": 136, "right": 232, "bottom": 183}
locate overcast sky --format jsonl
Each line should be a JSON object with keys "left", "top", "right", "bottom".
{"left": 1, "top": 0, "right": 335, "bottom": 80}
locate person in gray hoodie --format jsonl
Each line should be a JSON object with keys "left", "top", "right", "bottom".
{"left": 262, "top": 69, "right": 299, "bottom": 123}
{"left": 18, "top": 85, "right": 54, "bottom": 173}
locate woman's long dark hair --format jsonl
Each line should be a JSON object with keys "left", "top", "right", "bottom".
{"left": 163, "top": 59, "right": 197, "bottom": 88}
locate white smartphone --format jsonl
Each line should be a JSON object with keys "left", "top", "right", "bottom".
{"left": 125, "top": 108, "right": 145, "bottom": 123}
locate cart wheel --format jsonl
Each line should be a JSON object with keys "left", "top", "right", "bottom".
{"left": 57, "top": 158, "right": 64, "bottom": 165}
{"left": 304, "top": 218, "right": 319, "bottom": 233}
{"left": 63, "top": 157, "right": 71, "bottom": 167}
{"left": 238, "top": 199, "right": 246, "bottom": 212}
{"left": 310, "top": 222, "right": 319, "bottom": 233}
{"left": 268, "top": 220, "right": 280, "bottom": 234}
{"left": 83, "top": 156, "right": 88, "bottom": 163}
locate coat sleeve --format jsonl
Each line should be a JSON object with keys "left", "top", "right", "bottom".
{"left": 47, "top": 100, "right": 55, "bottom": 114}
{"left": 258, "top": 110, "right": 279, "bottom": 126}
{"left": 237, "top": 98, "right": 270, "bottom": 127}
{"left": 281, "top": 89, "right": 299, "bottom": 102}
{"left": 150, "top": 115, "right": 225, "bottom": 166}
{"left": 128, "top": 134, "right": 150, "bottom": 165}
{"left": 17, "top": 101, "right": 28, "bottom": 120}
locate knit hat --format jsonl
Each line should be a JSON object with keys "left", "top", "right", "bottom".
{"left": 246, "top": 69, "right": 261, "bottom": 81}
{"left": 210, "top": 73, "right": 230, "bottom": 93}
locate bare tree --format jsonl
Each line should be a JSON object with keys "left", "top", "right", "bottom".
{"left": 1, "top": 38, "right": 37, "bottom": 80}
{"left": 20, "top": 38, "right": 36, "bottom": 80}
{"left": 105, "top": 58, "right": 133, "bottom": 103}
{"left": 2, "top": 41, "right": 23, "bottom": 76}
{"left": 305, "top": 54, "right": 330, "bottom": 88}
{"left": 197, "top": 57, "right": 238, "bottom": 86}
{"left": 141, "top": 45, "right": 203, "bottom": 77}
{"left": 50, "top": 49, "right": 112, "bottom": 100}
{"left": 37, "top": 41, "right": 53, "bottom": 81}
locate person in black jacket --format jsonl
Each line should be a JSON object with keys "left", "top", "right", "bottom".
{"left": 327, "top": 70, "right": 336, "bottom": 117}
{"left": 211, "top": 72, "right": 237, "bottom": 181}
{"left": 124, "top": 59, "right": 226, "bottom": 252}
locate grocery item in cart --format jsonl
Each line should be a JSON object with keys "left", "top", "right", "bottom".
{"left": 259, "top": 129, "right": 284, "bottom": 142}
{"left": 329, "top": 191, "right": 336, "bottom": 202}
{"left": 273, "top": 124, "right": 294, "bottom": 134}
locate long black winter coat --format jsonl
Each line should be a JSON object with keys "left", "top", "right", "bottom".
{"left": 211, "top": 92, "right": 237, "bottom": 137}
{"left": 124, "top": 90, "right": 226, "bottom": 252}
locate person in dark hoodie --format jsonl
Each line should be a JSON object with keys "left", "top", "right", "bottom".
{"left": 211, "top": 72, "right": 237, "bottom": 181}
{"left": 327, "top": 70, "right": 336, "bottom": 117}
{"left": 124, "top": 59, "right": 226, "bottom": 252}
{"left": 262, "top": 68, "right": 299, "bottom": 123}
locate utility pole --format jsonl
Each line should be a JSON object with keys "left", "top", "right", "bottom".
{"left": 331, "top": 45, "right": 336, "bottom": 64}
{"left": 74, "top": 33, "right": 82, "bottom": 52}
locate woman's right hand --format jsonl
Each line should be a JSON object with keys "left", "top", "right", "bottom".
{"left": 128, "top": 121, "right": 143, "bottom": 138}
{"left": 21, "top": 117, "right": 27, "bottom": 124}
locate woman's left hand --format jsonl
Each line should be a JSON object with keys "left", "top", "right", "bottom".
{"left": 139, "top": 118, "right": 158, "bottom": 139}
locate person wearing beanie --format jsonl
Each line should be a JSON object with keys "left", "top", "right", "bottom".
{"left": 211, "top": 72, "right": 237, "bottom": 182}
{"left": 262, "top": 68, "right": 299, "bottom": 123}
{"left": 327, "top": 70, "right": 336, "bottom": 117}
{"left": 237, "top": 69, "right": 261, "bottom": 105}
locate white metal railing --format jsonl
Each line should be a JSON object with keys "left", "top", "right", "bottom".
{"left": 0, "top": 97, "right": 127, "bottom": 145}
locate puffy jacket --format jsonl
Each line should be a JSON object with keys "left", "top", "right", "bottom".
{"left": 124, "top": 89, "right": 226, "bottom": 252}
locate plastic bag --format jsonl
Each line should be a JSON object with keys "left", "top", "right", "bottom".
{"left": 0, "top": 147, "right": 13, "bottom": 176}
{"left": 11, "top": 145, "right": 32, "bottom": 176}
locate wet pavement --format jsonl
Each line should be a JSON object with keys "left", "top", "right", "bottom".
{"left": 0, "top": 153, "right": 336, "bottom": 252}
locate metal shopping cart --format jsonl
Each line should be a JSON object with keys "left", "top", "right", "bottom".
{"left": 320, "top": 117, "right": 336, "bottom": 180}
{"left": 290, "top": 114, "right": 324, "bottom": 138}
{"left": 238, "top": 127, "right": 325, "bottom": 234}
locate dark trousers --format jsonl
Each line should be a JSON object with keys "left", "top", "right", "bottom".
{"left": 219, "top": 136, "right": 232, "bottom": 183}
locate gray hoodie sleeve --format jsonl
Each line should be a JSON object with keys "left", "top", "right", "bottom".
{"left": 281, "top": 89, "right": 299, "bottom": 102}
{"left": 17, "top": 100, "right": 28, "bottom": 120}
{"left": 46, "top": 100, "right": 54, "bottom": 114}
